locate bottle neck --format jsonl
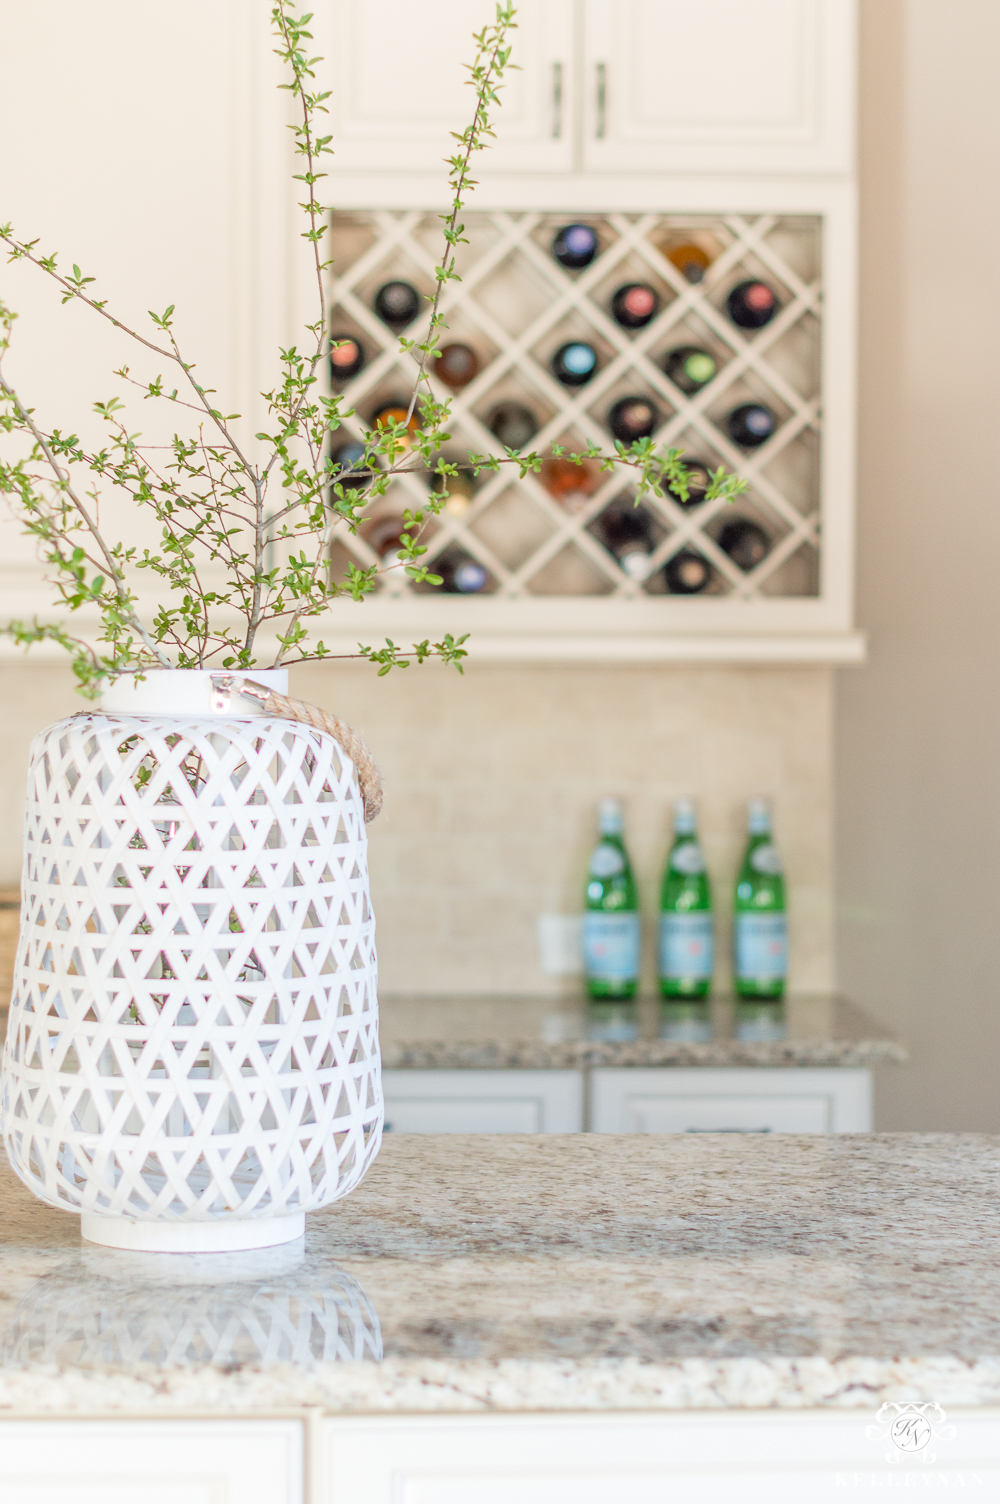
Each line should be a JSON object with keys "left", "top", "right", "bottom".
{"left": 747, "top": 799, "right": 771, "bottom": 837}
{"left": 673, "top": 798, "right": 697, "bottom": 837}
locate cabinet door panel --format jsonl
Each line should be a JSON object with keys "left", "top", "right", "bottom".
{"left": 326, "top": 1414, "right": 1000, "bottom": 1504}
{"left": 583, "top": 0, "right": 855, "bottom": 175}
{"left": 589, "top": 1068, "right": 872, "bottom": 1133}
{"left": 0, "top": 1421, "right": 301, "bottom": 1504}
{"left": 327, "top": 0, "right": 574, "bottom": 174}
{"left": 623, "top": 1092, "right": 830, "bottom": 1134}
{"left": 383, "top": 1070, "right": 584, "bottom": 1133}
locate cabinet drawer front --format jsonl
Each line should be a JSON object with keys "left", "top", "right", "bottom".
{"left": 0, "top": 1421, "right": 302, "bottom": 1504}
{"left": 383, "top": 1070, "right": 584, "bottom": 1134}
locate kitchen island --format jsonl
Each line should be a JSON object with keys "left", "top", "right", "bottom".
{"left": 0, "top": 1134, "right": 999, "bottom": 1496}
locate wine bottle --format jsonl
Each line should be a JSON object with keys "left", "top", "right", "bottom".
{"left": 611, "top": 283, "right": 659, "bottom": 329}
{"left": 597, "top": 501, "right": 656, "bottom": 581}
{"left": 330, "top": 440, "right": 374, "bottom": 491}
{"left": 364, "top": 516, "right": 409, "bottom": 571}
{"left": 726, "top": 279, "right": 778, "bottom": 330}
{"left": 429, "top": 467, "right": 476, "bottom": 516}
{"left": 489, "top": 402, "right": 538, "bottom": 451}
{"left": 438, "top": 552, "right": 489, "bottom": 594}
{"left": 552, "top": 223, "right": 598, "bottom": 270}
{"left": 664, "top": 549, "right": 710, "bottom": 594}
{"left": 733, "top": 798, "right": 787, "bottom": 999}
{"left": 434, "top": 343, "right": 479, "bottom": 390}
{"left": 726, "top": 402, "right": 776, "bottom": 448}
{"left": 371, "top": 403, "right": 419, "bottom": 450}
{"left": 717, "top": 518, "right": 770, "bottom": 571}
{"left": 329, "top": 334, "right": 364, "bottom": 383}
{"left": 659, "top": 797, "right": 713, "bottom": 999}
{"left": 666, "top": 241, "right": 711, "bottom": 284}
{"left": 664, "top": 346, "right": 717, "bottom": 394}
{"left": 608, "top": 396, "right": 659, "bottom": 444}
{"left": 374, "top": 280, "right": 421, "bottom": 327}
{"left": 552, "top": 341, "right": 598, "bottom": 387}
{"left": 583, "top": 798, "right": 640, "bottom": 1001}
{"left": 665, "top": 459, "right": 711, "bottom": 509}
{"left": 541, "top": 454, "right": 600, "bottom": 513}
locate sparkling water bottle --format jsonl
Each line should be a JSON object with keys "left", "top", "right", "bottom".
{"left": 583, "top": 798, "right": 640, "bottom": 1002}
{"left": 733, "top": 797, "right": 788, "bottom": 999}
{"left": 659, "top": 798, "right": 713, "bottom": 999}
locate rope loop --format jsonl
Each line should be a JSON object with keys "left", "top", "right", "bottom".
{"left": 216, "top": 677, "right": 383, "bottom": 823}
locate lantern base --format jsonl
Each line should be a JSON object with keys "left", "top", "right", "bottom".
{"left": 80, "top": 1211, "right": 305, "bottom": 1253}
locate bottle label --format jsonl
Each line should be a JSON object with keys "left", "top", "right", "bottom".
{"left": 583, "top": 912, "right": 640, "bottom": 982}
{"left": 735, "top": 912, "right": 788, "bottom": 982}
{"left": 589, "top": 844, "right": 625, "bottom": 878}
{"left": 669, "top": 841, "right": 706, "bottom": 875}
{"left": 659, "top": 911, "right": 714, "bottom": 981}
{"left": 750, "top": 843, "right": 783, "bottom": 876}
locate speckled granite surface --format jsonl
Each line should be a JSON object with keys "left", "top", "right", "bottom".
{"left": 379, "top": 994, "right": 907, "bottom": 1068}
{"left": 0, "top": 1133, "right": 998, "bottom": 1414}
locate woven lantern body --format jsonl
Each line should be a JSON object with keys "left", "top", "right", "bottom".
{"left": 1, "top": 671, "right": 382, "bottom": 1251}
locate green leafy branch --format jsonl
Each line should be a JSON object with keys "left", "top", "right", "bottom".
{"left": 0, "top": 1, "right": 747, "bottom": 696}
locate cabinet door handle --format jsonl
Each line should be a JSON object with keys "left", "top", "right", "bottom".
{"left": 595, "top": 61, "right": 607, "bottom": 139}
{"left": 551, "top": 60, "right": 563, "bottom": 139}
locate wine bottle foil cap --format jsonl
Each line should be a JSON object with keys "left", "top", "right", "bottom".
{"left": 747, "top": 796, "right": 772, "bottom": 833}
{"left": 561, "top": 224, "right": 597, "bottom": 254}
{"left": 598, "top": 797, "right": 624, "bottom": 834}
{"left": 745, "top": 282, "right": 775, "bottom": 309}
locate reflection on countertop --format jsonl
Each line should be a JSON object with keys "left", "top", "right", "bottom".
{"left": 379, "top": 994, "right": 908, "bottom": 1069}
{"left": 2, "top": 1243, "right": 381, "bottom": 1372}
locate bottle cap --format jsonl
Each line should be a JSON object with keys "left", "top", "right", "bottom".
{"left": 747, "top": 797, "right": 772, "bottom": 835}
{"left": 598, "top": 797, "right": 624, "bottom": 835}
{"left": 673, "top": 796, "right": 696, "bottom": 834}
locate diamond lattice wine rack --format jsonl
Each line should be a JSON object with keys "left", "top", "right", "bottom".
{"left": 320, "top": 208, "right": 858, "bottom": 662}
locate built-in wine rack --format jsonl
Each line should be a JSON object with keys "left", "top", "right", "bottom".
{"left": 325, "top": 210, "right": 822, "bottom": 605}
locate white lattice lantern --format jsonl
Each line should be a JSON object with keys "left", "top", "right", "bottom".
{"left": 1, "top": 671, "right": 382, "bottom": 1252}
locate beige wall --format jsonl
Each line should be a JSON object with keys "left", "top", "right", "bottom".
{"left": 838, "top": 0, "right": 1000, "bottom": 1129}
{"left": 0, "top": 657, "right": 834, "bottom": 1000}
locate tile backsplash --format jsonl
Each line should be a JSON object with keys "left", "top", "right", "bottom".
{"left": 0, "top": 658, "right": 833, "bottom": 999}
{"left": 294, "top": 659, "right": 834, "bottom": 998}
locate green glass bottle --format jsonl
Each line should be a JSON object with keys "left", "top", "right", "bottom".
{"left": 583, "top": 798, "right": 640, "bottom": 1001}
{"left": 733, "top": 797, "right": 788, "bottom": 999}
{"left": 658, "top": 797, "right": 713, "bottom": 998}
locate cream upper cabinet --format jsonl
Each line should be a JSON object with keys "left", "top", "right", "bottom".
{"left": 581, "top": 0, "right": 855, "bottom": 175}
{"left": 326, "top": 0, "right": 575, "bottom": 174}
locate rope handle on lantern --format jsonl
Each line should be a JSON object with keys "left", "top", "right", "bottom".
{"left": 210, "top": 674, "right": 383, "bottom": 823}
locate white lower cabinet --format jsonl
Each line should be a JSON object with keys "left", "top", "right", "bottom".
{"left": 590, "top": 1067, "right": 872, "bottom": 1133}
{"left": 382, "top": 1067, "right": 871, "bottom": 1134}
{"left": 322, "top": 1411, "right": 1000, "bottom": 1503}
{"left": 382, "top": 1069, "right": 584, "bottom": 1133}
{"left": 0, "top": 1420, "right": 302, "bottom": 1504}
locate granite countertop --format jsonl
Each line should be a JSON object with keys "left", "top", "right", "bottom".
{"left": 379, "top": 994, "right": 908, "bottom": 1069}
{"left": 1, "top": 1132, "right": 998, "bottom": 1414}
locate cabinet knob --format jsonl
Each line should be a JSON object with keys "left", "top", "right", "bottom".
{"left": 551, "top": 60, "right": 563, "bottom": 139}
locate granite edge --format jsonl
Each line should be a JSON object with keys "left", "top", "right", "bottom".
{"left": 0, "top": 1355, "right": 994, "bottom": 1414}
{"left": 381, "top": 1041, "right": 910, "bottom": 1070}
